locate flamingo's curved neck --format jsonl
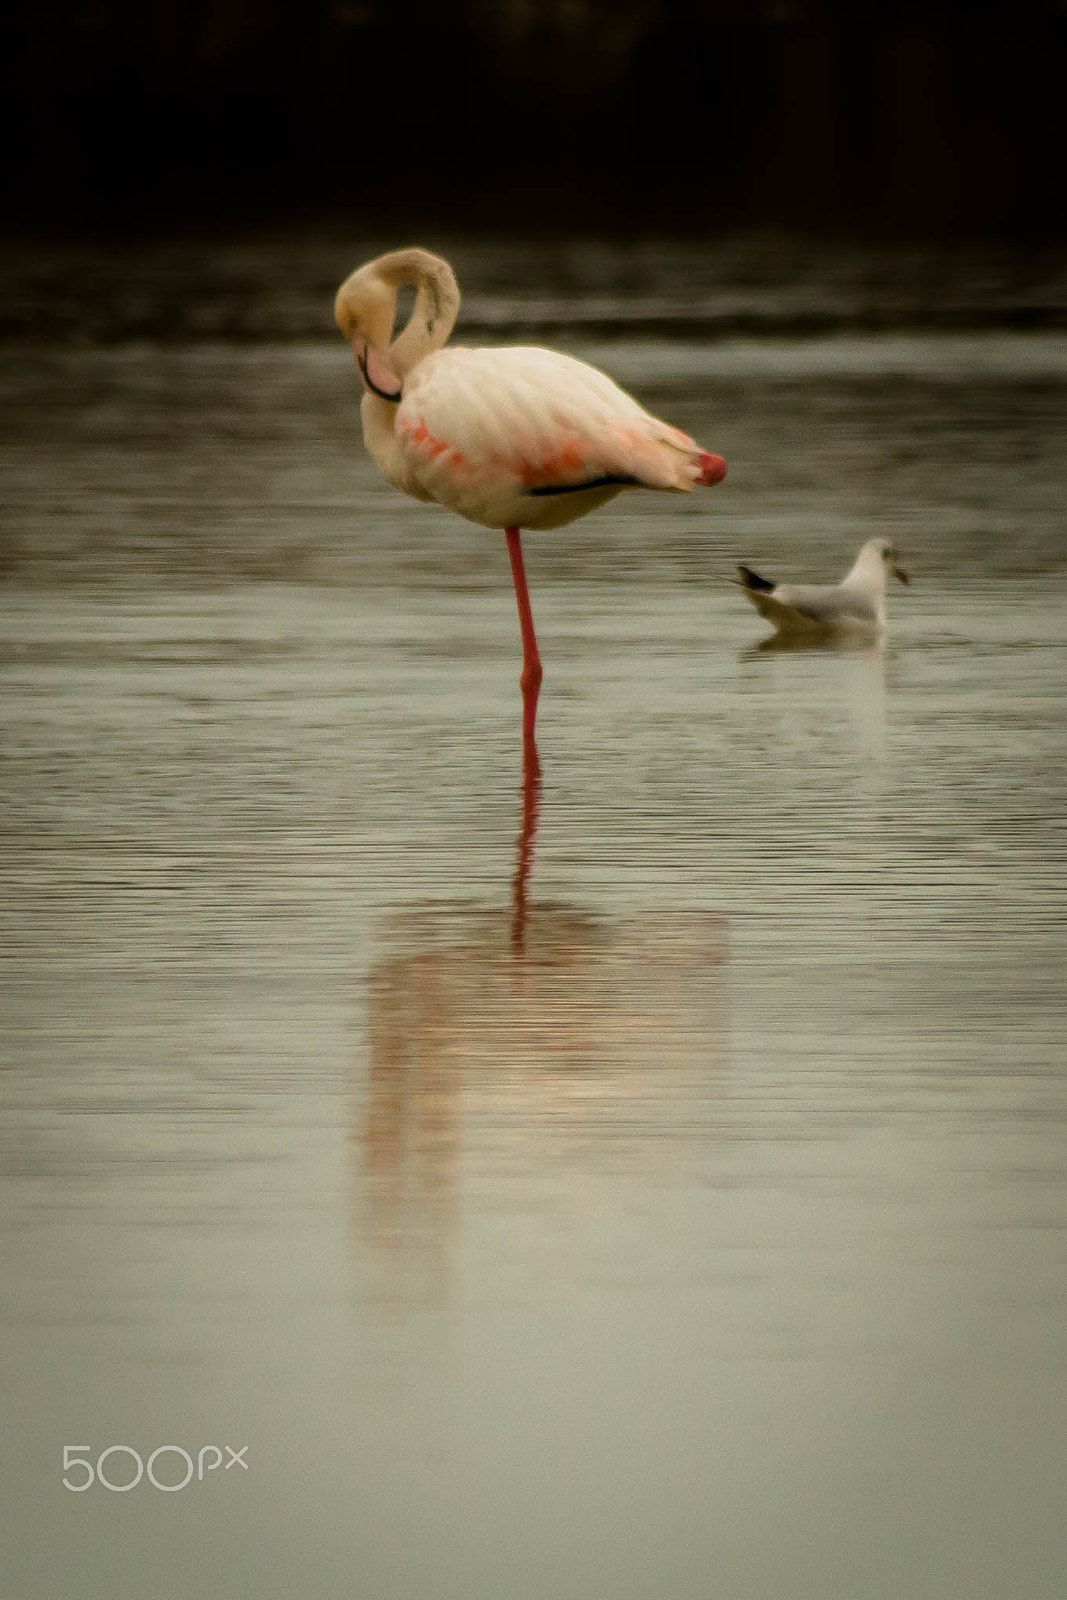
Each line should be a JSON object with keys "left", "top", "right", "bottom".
{"left": 335, "top": 248, "right": 461, "bottom": 397}
{"left": 390, "top": 259, "right": 460, "bottom": 377}
{"left": 372, "top": 250, "right": 460, "bottom": 379}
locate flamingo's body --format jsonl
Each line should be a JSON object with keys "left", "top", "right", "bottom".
{"left": 363, "top": 342, "right": 727, "bottom": 530}
{"left": 335, "top": 248, "right": 728, "bottom": 764}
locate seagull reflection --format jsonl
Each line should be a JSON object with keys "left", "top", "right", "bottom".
{"left": 358, "top": 772, "right": 729, "bottom": 1308}
{"left": 739, "top": 632, "right": 888, "bottom": 658}
{"left": 738, "top": 634, "right": 890, "bottom": 766}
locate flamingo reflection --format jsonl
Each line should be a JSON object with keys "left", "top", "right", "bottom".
{"left": 357, "top": 771, "right": 729, "bottom": 1302}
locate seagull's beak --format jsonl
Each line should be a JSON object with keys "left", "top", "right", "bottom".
{"left": 352, "top": 335, "right": 403, "bottom": 404}
{"left": 891, "top": 561, "right": 910, "bottom": 585}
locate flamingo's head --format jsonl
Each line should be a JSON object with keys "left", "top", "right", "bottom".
{"left": 334, "top": 263, "right": 393, "bottom": 346}
{"left": 335, "top": 249, "right": 461, "bottom": 402}
{"left": 335, "top": 263, "right": 406, "bottom": 402}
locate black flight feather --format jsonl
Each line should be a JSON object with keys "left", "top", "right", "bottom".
{"left": 737, "top": 564, "right": 776, "bottom": 592}
{"left": 527, "top": 474, "right": 641, "bottom": 497}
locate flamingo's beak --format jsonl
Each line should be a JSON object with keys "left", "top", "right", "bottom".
{"left": 891, "top": 561, "right": 909, "bottom": 585}
{"left": 352, "top": 335, "right": 403, "bottom": 403}
{"left": 696, "top": 452, "right": 728, "bottom": 486}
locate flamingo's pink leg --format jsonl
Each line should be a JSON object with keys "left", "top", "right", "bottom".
{"left": 505, "top": 527, "right": 543, "bottom": 773}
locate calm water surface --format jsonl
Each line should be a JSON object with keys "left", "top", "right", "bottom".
{"left": 2, "top": 248, "right": 1066, "bottom": 1598}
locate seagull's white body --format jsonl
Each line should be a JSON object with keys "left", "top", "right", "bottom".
{"left": 334, "top": 248, "right": 727, "bottom": 532}
{"left": 738, "top": 538, "right": 909, "bottom": 637}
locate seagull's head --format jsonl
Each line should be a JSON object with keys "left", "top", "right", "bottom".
{"left": 870, "top": 538, "right": 909, "bottom": 585}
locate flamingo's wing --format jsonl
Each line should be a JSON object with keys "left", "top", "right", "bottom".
{"left": 396, "top": 346, "right": 704, "bottom": 503}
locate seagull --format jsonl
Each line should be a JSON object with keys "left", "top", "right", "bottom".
{"left": 334, "top": 247, "right": 728, "bottom": 771}
{"left": 737, "top": 537, "right": 909, "bottom": 638}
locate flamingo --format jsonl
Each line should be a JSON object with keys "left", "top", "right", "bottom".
{"left": 334, "top": 247, "right": 728, "bottom": 771}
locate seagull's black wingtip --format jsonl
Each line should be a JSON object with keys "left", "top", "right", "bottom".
{"left": 738, "top": 564, "right": 776, "bottom": 592}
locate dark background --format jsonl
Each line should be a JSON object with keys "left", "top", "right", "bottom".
{"left": 5, "top": 0, "right": 1065, "bottom": 241}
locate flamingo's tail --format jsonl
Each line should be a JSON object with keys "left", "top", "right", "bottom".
{"left": 696, "top": 452, "right": 728, "bottom": 486}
